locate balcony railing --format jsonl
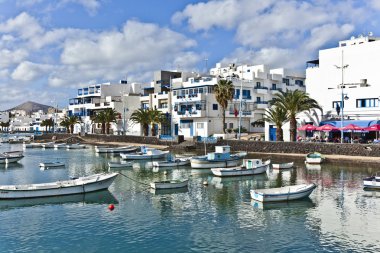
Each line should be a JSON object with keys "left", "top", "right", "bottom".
{"left": 270, "top": 88, "right": 282, "bottom": 91}
{"left": 254, "top": 101, "right": 269, "bottom": 104}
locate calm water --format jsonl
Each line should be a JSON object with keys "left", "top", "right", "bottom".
{"left": 0, "top": 143, "right": 379, "bottom": 253}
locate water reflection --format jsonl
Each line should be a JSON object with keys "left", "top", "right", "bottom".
{"left": 251, "top": 198, "right": 315, "bottom": 210}
{"left": 0, "top": 190, "right": 118, "bottom": 210}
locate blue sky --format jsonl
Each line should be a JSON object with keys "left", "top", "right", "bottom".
{"left": 1, "top": 0, "right": 380, "bottom": 110}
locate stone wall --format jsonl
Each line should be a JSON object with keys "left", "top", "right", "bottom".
{"left": 195, "top": 140, "right": 380, "bottom": 157}
{"left": 34, "top": 133, "right": 179, "bottom": 146}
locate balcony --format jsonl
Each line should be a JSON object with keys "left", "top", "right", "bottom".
{"left": 270, "top": 87, "right": 283, "bottom": 94}
{"left": 254, "top": 101, "right": 269, "bottom": 109}
{"left": 254, "top": 86, "right": 268, "bottom": 94}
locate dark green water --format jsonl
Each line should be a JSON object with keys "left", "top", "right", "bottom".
{"left": 0, "top": 143, "right": 379, "bottom": 252}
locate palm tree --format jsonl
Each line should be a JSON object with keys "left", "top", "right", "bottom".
{"left": 60, "top": 117, "right": 71, "bottom": 133}
{"left": 92, "top": 111, "right": 107, "bottom": 134}
{"left": 264, "top": 106, "right": 288, "bottom": 141}
{"left": 214, "top": 79, "right": 234, "bottom": 133}
{"left": 104, "top": 108, "right": 118, "bottom": 134}
{"left": 149, "top": 109, "right": 166, "bottom": 136}
{"left": 40, "top": 119, "right": 48, "bottom": 132}
{"left": 271, "top": 90, "right": 321, "bottom": 142}
{"left": 67, "top": 116, "right": 79, "bottom": 134}
{"left": 130, "top": 108, "right": 151, "bottom": 136}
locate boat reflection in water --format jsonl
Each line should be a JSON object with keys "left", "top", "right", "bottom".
{"left": 251, "top": 198, "right": 315, "bottom": 210}
{"left": 0, "top": 190, "right": 118, "bottom": 210}
{"left": 150, "top": 187, "right": 189, "bottom": 195}
{"left": 0, "top": 162, "right": 24, "bottom": 170}
{"left": 211, "top": 174, "right": 268, "bottom": 189}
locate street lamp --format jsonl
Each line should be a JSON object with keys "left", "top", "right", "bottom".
{"left": 334, "top": 51, "right": 349, "bottom": 143}
{"left": 238, "top": 66, "right": 244, "bottom": 140}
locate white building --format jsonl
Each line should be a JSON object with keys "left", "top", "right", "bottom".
{"left": 209, "top": 63, "right": 306, "bottom": 141}
{"left": 306, "top": 34, "right": 379, "bottom": 131}
{"left": 68, "top": 81, "right": 147, "bottom": 135}
{"left": 0, "top": 111, "right": 9, "bottom": 123}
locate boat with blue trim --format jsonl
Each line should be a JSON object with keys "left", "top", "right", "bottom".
{"left": 190, "top": 146, "right": 246, "bottom": 169}
{"left": 250, "top": 183, "right": 317, "bottom": 202}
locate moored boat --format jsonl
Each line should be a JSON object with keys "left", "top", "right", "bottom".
{"left": 211, "top": 159, "right": 270, "bottom": 177}
{"left": 108, "top": 161, "right": 133, "bottom": 168}
{"left": 190, "top": 146, "right": 246, "bottom": 169}
{"left": 23, "top": 142, "right": 43, "bottom": 148}
{"left": 152, "top": 157, "right": 191, "bottom": 168}
{"left": 0, "top": 173, "right": 118, "bottom": 199}
{"left": 42, "top": 142, "right": 56, "bottom": 149}
{"left": 250, "top": 183, "right": 317, "bottom": 202}
{"left": 0, "top": 151, "right": 24, "bottom": 164}
{"left": 66, "top": 143, "right": 87, "bottom": 149}
{"left": 39, "top": 161, "right": 65, "bottom": 168}
{"left": 120, "top": 147, "right": 169, "bottom": 160}
{"left": 150, "top": 179, "right": 188, "bottom": 189}
{"left": 363, "top": 173, "right": 380, "bottom": 189}
{"left": 305, "top": 152, "right": 324, "bottom": 164}
{"left": 54, "top": 143, "right": 67, "bottom": 149}
{"left": 95, "top": 146, "right": 137, "bottom": 154}
{"left": 272, "top": 162, "right": 294, "bottom": 170}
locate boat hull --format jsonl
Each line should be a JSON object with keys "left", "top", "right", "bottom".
{"left": 190, "top": 157, "right": 242, "bottom": 169}
{"left": 39, "top": 162, "right": 65, "bottom": 167}
{"left": 250, "top": 184, "right": 317, "bottom": 202}
{"left": 152, "top": 159, "right": 190, "bottom": 168}
{"left": 108, "top": 162, "right": 133, "bottom": 168}
{"left": 150, "top": 180, "right": 188, "bottom": 189}
{"left": 0, "top": 173, "right": 118, "bottom": 199}
{"left": 363, "top": 177, "right": 380, "bottom": 189}
{"left": 272, "top": 162, "right": 294, "bottom": 169}
{"left": 120, "top": 151, "right": 169, "bottom": 160}
{"left": 211, "top": 164, "right": 268, "bottom": 177}
{"left": 0, "top": 155, "right": 24, "bottom": 164}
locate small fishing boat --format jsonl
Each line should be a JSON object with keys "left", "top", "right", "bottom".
{"left": 39, "top": 162, "right": 65, "bottom": 168}
{"left": 42, "top": 142, "right": 56, "bottom": 149}
{"left": 0, "top": 151, "right": 24, "bottom": 164}
{"left": 108, "top": 161, "right": 133, "bottom": 168}
{"left": 150, "top": 179, "right": 188, "bottom": 190}
{"left": 0, "top": 173, "right": 118, "bottom": 199}
{"left": 23, "top": 142, "right": 43, "bottom": 148}
{"left": 120, "top": 147, "right": 169, "bottom": 160}
{"left": 211, "top": 159, "right": 270, "bottom": 177}
{"left": 54, "top": 143, "right": 67, "bottom": 149}
{"left": 190, "top": 146, "right": 247, "bottom": 169}
{"left": 272, "top": 162, "right": 294, "bottom": 170}
{"left": 250, "top": 183, "right": 317, "bottom": 202}
{"left": 363, "top": 172, "right": 380, "bottom": 190}
{"left": 152, "top": 157, "right": 191, "bottom": 168}
{"left": 305, "top": 152, "right": 324, "bottom": 164}
{"left": 66, "top": 143, "right": 87, "bottom": 149}
{"left": 95, "top": 146, "right": 138, "bottom": 154}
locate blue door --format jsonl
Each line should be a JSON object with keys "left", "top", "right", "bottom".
{"left": 174, "top": 124, "right": 178, "bottom": 136}
{"left": 190, "top": 122, "right": 194, "bottom": 136}
{"left": 269, "top": 125, "right": 276, "bottom": 141}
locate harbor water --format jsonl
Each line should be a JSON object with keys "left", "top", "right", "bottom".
{"left": 0, "top": 143, "right": 379, "bottom": 252}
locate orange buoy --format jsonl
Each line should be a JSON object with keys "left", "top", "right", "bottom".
{"left": 108, "top": 204, "right": 115, "bottom": 211}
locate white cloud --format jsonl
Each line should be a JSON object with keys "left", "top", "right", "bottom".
{"left": 60, "top": 0, "right": 101, "bottom": 15}
{"left": 11, "top": 61, "right": 54, "bottom": 81}
{"left": 0, "top": 48, "right": 29, "bottom": 67}
{"left": 0, "top": 12, "right": 43, "bottom": 39}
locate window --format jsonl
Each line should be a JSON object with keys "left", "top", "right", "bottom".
{"left": 180, "top": 120, "right": 192, "bottom": 128}
{"left": 356, "top": 98, "right": 379, "bottom": 108}
{"left": 332, "top": 101, "right": 343, "bottom": 109}
{"left": 213, "top": 104, "right": 218, "bottom": 110}
{"left": 295, "top": 80, "right": 304, "bottom": 86}
{"left": 242, "top": 89, "right": 251, "bottom": 99}
{"left": 229, "top": 123, "right": 233, "bottom": 129}
{"left": 189, "top": 89, "right": 193, "bottom": 95}
{"left": 234, "top": 89, "right": 240, "bottom": 99}
{"left": 199, "top": 88, "right": 203, "bottom": 93}
{"left": 283, "top": 78, "right": 290, "bottom": 86}
{"left": 256, "top": 82, "right": 261, "bottom": 87}
{"left": 173, "top": 91, "right": 177, "bottom": 96}
{"left": 197, "top": 123, "right": 204, "bottom": 129}
{"left": 272, "top": 83, "right": 277, "bottom": 90}
{"left": 256, "top": 97, "right": 261, "bottom": 103}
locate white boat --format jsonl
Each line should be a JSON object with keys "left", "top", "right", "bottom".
{"left": 54, "top": 143, "right": 67, "bottom": 149}
{"left": 150, "top": 179, "right": 188, "bottom": 189}
{"left": 152, "top": 157, "right": 191, "bottom": 168}
{"left": 0, "top": 151, "right": 24, "bottom": 164}
{"left": 0, "top": 173, "right": 118, "bottom": 199}
{"left": 42, "top": 142, "right": 56, "bottom": 148}
{"left": 39, "top": 162, "right": 65, "bottom": 168}
{"left": 190, "top": 146, "right": 247, "bottom": 169}
{"left": 211, "top": 159, "right": 270, "bottom": 177}
{"left": 95, "top": 146, "right": 138, "bottom": 154}
{"left": 23, "top": 142, "right": 43, "bottom": 148}
{"left": 250, "top": 183, "right": 317, "bottom": 202}
{"left": 305, "top": 152, "right": 324, "bottom": 164}
{"left": 120, "top": 147, "right": 169, "bottom": 160}
{"left": 66, "top": 143, "right": 87, "bottom": 149}
{"left": 363, "top": 173, "right": 380, "bottom": 189}
{"left": 272, "top": 162, "right": 294, "bottom": 169}
{"left": 108, "top": 161, "right": 133, "bottom": 168}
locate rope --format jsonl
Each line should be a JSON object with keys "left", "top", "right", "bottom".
{"left": 118, "top": 172, "right": 151, "bottom": 187}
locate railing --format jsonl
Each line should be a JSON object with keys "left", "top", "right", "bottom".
{"left": 270, "top": 88, "right": 283, "bottom": 91}
{"left": 254, "top": 86, "right": 268, "bottom": 90}
{"left": 254, "top": 101, "right": 269, "bottom": 104}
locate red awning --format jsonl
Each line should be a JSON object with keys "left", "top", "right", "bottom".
{"left": 316, "top": 124, "right": 339, "bottom": 131}
{"left": 297, "top": 124, "right": 317, "bottom": 131}
{"left": 364, "top": 124, "right": 380, "bottom": 131}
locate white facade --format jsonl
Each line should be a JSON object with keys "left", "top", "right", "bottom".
{"left": 306, "top": 35, "right": 380, "bottom": 123}
{"left": 68, "top": 81, "right": 147, "bottom": 135}
{"left": 0, "top": 112, "right": 9, "bottom": 123}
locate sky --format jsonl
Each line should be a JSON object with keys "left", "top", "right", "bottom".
{"left": 1, "top": 0, "right": 380, "bottom": 110}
